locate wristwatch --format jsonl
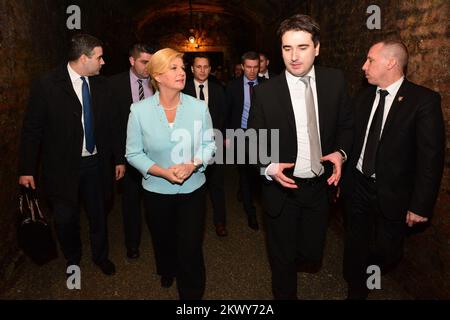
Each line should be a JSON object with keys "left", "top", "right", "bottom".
{"left": 192, "top": 159, "right": 202, "bottom": 171}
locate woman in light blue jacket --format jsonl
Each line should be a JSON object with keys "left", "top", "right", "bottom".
{"left": 126, "top": 48, "right": 216, "bottom": 300}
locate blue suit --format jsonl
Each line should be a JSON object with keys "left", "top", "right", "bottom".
{"left": 126, "top": 92, "right": 216, "bottom": 194}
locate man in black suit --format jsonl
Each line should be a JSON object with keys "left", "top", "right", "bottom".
{"left": 226, "top": 51, "right": 266, "bottom": 231}
{"left": 18, "top": 34, "right": 125, "bottom": 275}
{"left": 183, "top": 53, "right": 228, "bottom": 237}
{"left": 342, "top": 40, "right": 445, "bottom": 299}
{"left": 109, "top": 43, "right": 155, "bottom": 260}
{"left": 248, "top": 14, "right": 353, "bottom": 299}
{"left": 258, "top": 52, "right": 275, "bottom": 79}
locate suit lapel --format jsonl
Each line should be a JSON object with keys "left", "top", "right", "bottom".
{"left": 314, "top": 67, "right": 326, "bottom": 144}
{"left": 380, "top": 79, "right": 409, "bottom": 140}
{"left": 185, "top": 80, "right": 196, "bottom": 98}
{"left": 55, "top": 65, "right": 82, "bottom": 115}
{"left": 124, "top": 72, "right": 133, "bottom": 105}
{"left": 355, "top": 87, "right": 377, "bottom": 155}
{"left": 275, "top": 73, "right": 296, "bottom": 133}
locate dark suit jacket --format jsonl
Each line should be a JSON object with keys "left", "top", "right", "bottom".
{"left": 183, "top": 79, "right": 227, "bottom": 133}
{"left": 108, "top": 71, "right": 133, "bottom": 157}
{"left": 248, "top": 67, "right": 353, "bottom": 216}
{"left": 343, "top": 79, "right": 445, "bottom": 220}
{"left": 225, "top": 76, "right": 266, "bottom": 130}
{"left": 18, "top": 64, "right": 124, "bottom": 205}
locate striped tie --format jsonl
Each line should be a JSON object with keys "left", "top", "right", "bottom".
{"left": 138, "top": 79, "right": 145, "bottom": 101}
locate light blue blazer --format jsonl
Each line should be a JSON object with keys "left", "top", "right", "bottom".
{"left": 126, "top": 92, "right": 216, "bottom": 194}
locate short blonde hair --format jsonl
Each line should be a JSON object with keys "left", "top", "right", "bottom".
{"left": 148, "top": 48, "right": 184, "bottom": 91}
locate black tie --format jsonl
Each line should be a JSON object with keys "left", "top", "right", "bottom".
{"left": 362, "top": 89, "right": 389, "bottom": 177}
{"left": 138, "top": 79, "right": 145, "bottom": 101}
{"left": 248, "top": 81, "right": 254, "bottom": 104}
{"left": 199, "top": 84, "right": 205, "bottom": 100}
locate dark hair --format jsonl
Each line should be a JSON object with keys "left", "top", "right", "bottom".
{"left": 277, "top": 14, "right": 320, "bottom": 47}
{"left": 68, "top": 34, "right": 103, "bottom": 61}
{"left": 193, "top": 53, "right": 210, "bottom": 64}
{"left": 128, "top": 43, "right": 156, "bottom": 59}
{"left": 259, "top": 52, "right": 269, "bottom": 60}
{"left": 241, "top": 51, "right": 260, "bottom": 64}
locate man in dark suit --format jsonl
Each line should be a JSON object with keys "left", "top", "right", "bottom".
{"left": 109, "top": 43, "right": 155, "bottom": 260}
{"left": 248, "top": 14, "right": 353, "bottom": 299}
{"left": 18, "top": 34, "right": 125, "bottom": 275}
{"left": 258, "top": 52, "right": 275, "bottom": 79}
{"left": 226, "top": 51, "right": 266, "bottom": 231}
{"left": 183, "top": 53, "right": 228, "bottom": 237}
{"left": 342, "top": 40, "right": 445, "bottom": 299}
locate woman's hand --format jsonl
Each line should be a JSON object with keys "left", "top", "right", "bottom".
{"left": 170, "top": 163, "right": 196, "bottom": 181}
{"left": 163, "top": 167, "right": 185, "bottom": 184}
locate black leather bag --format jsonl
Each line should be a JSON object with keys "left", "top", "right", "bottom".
{"left": 17, "top": 187, "right": 58, "bottom": 265}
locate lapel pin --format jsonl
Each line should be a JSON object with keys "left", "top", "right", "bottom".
{"left": 398, "top": 96, "right": 404, "bottom": 102}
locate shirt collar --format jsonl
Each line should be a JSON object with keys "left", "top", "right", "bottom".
{"left": 67, "top": 62, "right": 84, "bottom": 83}
{"left": 377, "top": 76, "right": 404, "bottom": 97}
{"left": 244, "top": 75, "right": 258, "bottom": 85}
{"left": 285, "top": 65, "right": 316, "bottom": 85}
{"left": 259, "top": 71, "right": 269, "bottom": 78}
{"left": 194, "top": 79, "right": 208, "bottom": 88}
{"left": 129, "top": 68, "right": 149, "bottom": 83}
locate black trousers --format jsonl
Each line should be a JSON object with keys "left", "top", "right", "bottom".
{"left": 265, "top": 178, "right": 329, "bottom": 299}
{"left": 51, "top": 155, "right": 108, "bottom": 265}
{"left": 232, "top": 135, "right": 257, "bottom": 217}
{"left": 205, "top": 163, "right": 227, "bottom": 225}
{"left": 121, "top": 164, "right": 143, "bottom": 251}
{"left": 143, "top": 185, "right": 206, "bottom": 300}
{"left": 343, "top": 170, "right": 406, "bottom": 292}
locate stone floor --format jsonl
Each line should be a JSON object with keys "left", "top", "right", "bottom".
{"left": 0, "top": 167, "right": 411, "bottom": 300}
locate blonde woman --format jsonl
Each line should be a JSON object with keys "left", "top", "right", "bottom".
{"left": 126, "top": 48, "right": 216, "bottom": 299}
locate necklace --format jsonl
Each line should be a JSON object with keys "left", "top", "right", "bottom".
{"left": 159, "top": 101, "right": 179, "bottom": 111}
{"left": 160, "top": 105, "right": 177, "bottom": 111}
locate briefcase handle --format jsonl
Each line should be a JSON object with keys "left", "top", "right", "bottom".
{"left": 19, "top": 187, "right": 45, "bottom": 223}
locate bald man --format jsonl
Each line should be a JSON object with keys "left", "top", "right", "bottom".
{"left": 342, "top": 40, "right": 445, "bottom": 299}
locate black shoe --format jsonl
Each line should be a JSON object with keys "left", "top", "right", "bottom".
{"left": 248, "top": 215, "right": 259, "bottom": 231}
{"left": 161, "top": 275, "right": 174, "bottom": 288}
{"left": 96, "top": 259, "right": 116, "bottom": 276}
{"left": 127, "top": 248, "right": 140, "bottom": 260}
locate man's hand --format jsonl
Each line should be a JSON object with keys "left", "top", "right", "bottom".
{"left": 269, "top": 163, "right": 298, "bottom": 189}
{"left": 321, "top": 151, "right": 343, "bottom": 186}
{"left": 19, "top": 176, "right": 35, "bottom": 189}
{"left": 406, "top": 211, "right": 428, "bottom": 227}
{"left": 115, "top": 165, "right": 126, "bottom": 180}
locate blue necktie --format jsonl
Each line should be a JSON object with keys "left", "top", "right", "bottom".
{"left": 81, "top": 77, "right": 95, "bottom": 153}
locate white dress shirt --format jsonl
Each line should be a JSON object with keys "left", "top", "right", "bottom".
{"left": 258, "top": 70, "right": 270, "bottom": 79}
{"left": 194, "top": 79, "right": 209, "bottom": 105}
{"left": 266, "top": 67, "right": 321, "bottom": 179}
{"left": 357, "top": 76, "right": 404, "bottom": 177}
